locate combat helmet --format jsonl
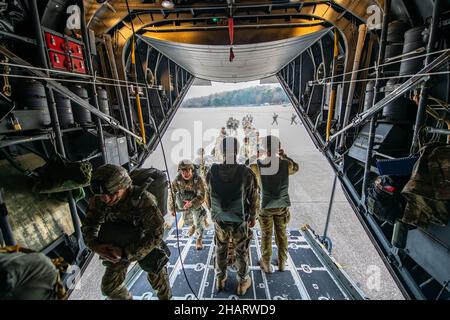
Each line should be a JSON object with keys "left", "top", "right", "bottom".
{"left": 178, "top": 159, "right": 194, "bottom": 171}
{"left": 90, "top": 164, "right": 132, "bottom": 195}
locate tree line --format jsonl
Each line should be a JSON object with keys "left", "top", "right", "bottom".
{"left": 183, "top": 86, "right": 290, "bottom": 108}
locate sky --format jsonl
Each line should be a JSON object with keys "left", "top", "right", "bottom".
{"left": 184, "top": 80, "right": 279, "bottom": 99}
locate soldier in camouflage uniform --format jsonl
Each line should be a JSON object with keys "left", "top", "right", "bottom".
{"left": 250, "top": 135, "right": 298, "bottom": 273}
{"left": 206, "top": 137, "right": 259, "bottom": 296}
{"left": 168, "top": 160, "right": 207, "bottom": 250}
{"left": 82, "top": 164, "right": 171, "bottom": 300}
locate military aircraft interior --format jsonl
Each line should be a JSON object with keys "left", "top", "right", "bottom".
{"left": 0, "top": 0, "right": 449, "bottom": 301}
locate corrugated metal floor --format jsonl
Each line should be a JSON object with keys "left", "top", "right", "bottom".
{"left": 127, "top": 225, "right": 365, "bottom": 300}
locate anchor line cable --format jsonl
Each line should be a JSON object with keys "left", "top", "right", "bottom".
{"left": 310, "top": 47, "right": 450, "bottom": 85}
{"left": 124, "top": 0, "right": 199, "bottom": 300}
{"left": 0, "top": 60, "right": 158, "bottom": 89}
{"left": 0, "top": 73, "right": 156, "bottom": 89}
{"left": 2, "top": 48, "right": 450, "bottom": 95}
{"left": 0, "top": 45, "right": 448, "bottom": 95}
{"left": 2, "top": 47, "right": 450, "bottom": 92}
{"left": 0, "top": 69, "right": 159, "bottom": 91}
{"left": 2, "top": 64, "right": 449, "bottom": 153}
{"left": 1, "top": 43, "right": 449, "bottom": 92}
{"left": 309, "top": 70, "right": 450, "bottom": 87}
{"left": 3, "top": 69, "right": 450, "bottom": 93}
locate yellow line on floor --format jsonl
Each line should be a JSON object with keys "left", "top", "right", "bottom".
{"left": 177, "top": 215, "right": 184, "bottom": 229}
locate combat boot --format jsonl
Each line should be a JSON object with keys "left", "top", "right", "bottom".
{"left": 258, "top": 259, "right": 274, "bottom": 273}
{"left": 216, "top": 276, "right": 227, "bottom": 291}
{"left": 275, "top": 259, "right": 286, "bottom": 272}
{"left": 188, "top": 225, "right": 196, "bottom": 237}
{"left": 236, "top": 277, "right": 251, "bottom": 296}
{"left": 196, "top": 238, "right": 203, "bottom": 250}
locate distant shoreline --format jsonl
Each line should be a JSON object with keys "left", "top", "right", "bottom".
{"left": 183, "top": 85, "right": 289, "bottom": 108}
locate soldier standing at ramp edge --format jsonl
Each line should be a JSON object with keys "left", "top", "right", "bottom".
{"left": 251, "top": 135, "right": 299, "bottom": 273}
{"left": 82, "top": 164, "right": 171, "bottom": 300}
{"left": 206, "top": 137, "right": 259, "bottom": 296}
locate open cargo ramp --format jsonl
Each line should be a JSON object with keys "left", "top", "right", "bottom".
{"left": 125, "top": 224, "right": 366, "bottom": 300}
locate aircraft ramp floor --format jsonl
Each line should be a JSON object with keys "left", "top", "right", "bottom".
{"left": 126, "top": 225, "right": 366, "bottom": 300}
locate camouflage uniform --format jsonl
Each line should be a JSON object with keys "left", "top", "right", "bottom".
{"left": 402, "top": 143, "right": 450, "bottom": 228}
{"left": 168, "top": 172, "right": 207, "bottom": 240}
{"left": 251, "top": 152, "right": 299, "bottom": 270}
{"left": 83, "top": 165, "right": 171, "bottom": 300}
{"left": 205, "top": 163, "right": 258, "bottom": 283}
